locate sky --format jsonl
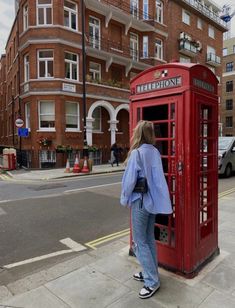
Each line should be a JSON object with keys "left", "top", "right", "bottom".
{"left": 0, "top": 0, "right": 235, "bottom": 56}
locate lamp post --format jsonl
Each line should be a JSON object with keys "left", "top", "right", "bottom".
{"left": 81, "top": 0, "right": 88, "bottom": 158}
{"left": 12, "top": 95, "right": 15, "bottom": 146}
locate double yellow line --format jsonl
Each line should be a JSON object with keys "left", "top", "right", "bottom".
{"left": 85, "top": 188, "right": 235, "bottom": 250}
{"left": 219, "top": 187, "right": 235, "bottom": 199}
{"left": 85, "top": 228, "right": 130, "bottom": 250}
{"left": 0, "top": 174, "right": 11, "bottom": 181}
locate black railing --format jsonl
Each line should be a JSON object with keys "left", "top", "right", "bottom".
{"left": 100, "top": 0, "right": 154, "bottom": 21}
{"left": 179, "top": 40, "right": 197, "bottom": 54}
{"left": 207, "top": 53, "right": 221, "bottom": 65}
{"left": 87, "top": 34, "right": 156, "bottom": 65}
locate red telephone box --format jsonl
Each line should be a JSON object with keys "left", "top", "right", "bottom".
{"left": 130, "top": 63, "right": 219, "bottom": 277}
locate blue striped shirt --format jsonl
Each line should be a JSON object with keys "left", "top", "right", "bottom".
{"left": 120, "top": 144, "right": 172, "bottom": 215}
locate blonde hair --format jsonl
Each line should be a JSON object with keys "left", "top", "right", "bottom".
{"left": 125, "top": 120, "right": 155, "bottom": 164}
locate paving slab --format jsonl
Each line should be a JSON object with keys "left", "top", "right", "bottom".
{"left": 46, "top": 265, "right": 130, "bottom": 308}
{"left": 7, "top": 253, "right": 96, "bottom": 296}
{"left": 3, "top": 286, "right": 71, "bottom": 308}
{"left": 107, "top": 291, "right": 166, "bottom": 308}
{"left": 198, "top": 290, "right": 235, "bottom": 308}
{"left": 202, "top": 263, "right": 235, "bottom": 293}
{"left": 124, "top": 274, "right": 214, "bottom": 308}
{"left": 0, "top": 286, "right": 12, "bottom": 302}
{"left": 90, "top": 253, "right": 140, "bottom": 283}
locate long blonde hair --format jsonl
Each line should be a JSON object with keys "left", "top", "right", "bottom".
{"left": 125, "top": 120, "right": 155, "bottom": 164}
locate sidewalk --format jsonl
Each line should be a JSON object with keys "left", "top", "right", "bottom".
{"left": 1, "top": 192, "right": 235, "bottom": 307}
{"left": 6, "top": 164, "right": 125, "bottom": 181}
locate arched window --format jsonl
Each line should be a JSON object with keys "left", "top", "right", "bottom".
{"left": 93, "top": 107, "right": 101, "bottom": 131}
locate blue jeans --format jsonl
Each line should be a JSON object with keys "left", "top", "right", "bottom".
{"left": 131, "top": 198, "right": 160, "bottom": 288}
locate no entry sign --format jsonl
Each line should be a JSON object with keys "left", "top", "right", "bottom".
{"left": 15, "top": 118, "right": 24, "bottom": 128}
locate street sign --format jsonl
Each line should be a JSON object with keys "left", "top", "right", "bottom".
{"left": 18, "top": 128, "right": 29, "bottom": 137}
{"left": 15, "top": 118, "right": 24, "bottom": 128}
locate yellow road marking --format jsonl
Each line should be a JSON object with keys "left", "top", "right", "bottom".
{"left": 85, "top": 188, "right": 235, "bottom": 250}
{"left": 0, "top": 174, "right": 12, "bottom": 181}
{"left": 85, "top": 228, "right": 130, "bottom": 250}
{"left": 219, "top": 187, "right": 235, "bottom": 198}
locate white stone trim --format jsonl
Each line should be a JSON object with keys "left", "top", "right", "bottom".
{"left": 19, "top": 38, "right": 82, "bottom": 52}
{"left": 115, "top": 104, "right": 129, "bottom": 118}
{"left": 223, "top": 71, "right": 235, "bottom": 77}
{"left": 20, "top": 91, "right": 129, "bottom": 103}
{"left": 19, "top": 25, "right": 82, "bottom": 38}
{"left": 87, "top": 100, "right": 116, "bottom": 121}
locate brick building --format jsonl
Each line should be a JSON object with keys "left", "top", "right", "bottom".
{"left": 221, "top": 37, "right": 235, "bottom": 136}
{"left": 0, "top": 0, "right": 227, "bottom": 168}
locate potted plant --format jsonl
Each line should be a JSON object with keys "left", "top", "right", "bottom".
{"left": 38, "top": 138, "right": 52, "bottom": 147}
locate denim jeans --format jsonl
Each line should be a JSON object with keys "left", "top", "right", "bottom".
{"left": 131, "top": 198, "right": 160, "bottom": 288}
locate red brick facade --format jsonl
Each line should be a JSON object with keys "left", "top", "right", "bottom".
{"left": 0, "top": 0, "right": 227, "bottom": 168}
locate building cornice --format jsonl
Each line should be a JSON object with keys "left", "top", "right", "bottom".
{"left": 19, "top": 26, "right": 82, "bottom": 39}
{"left": 223, "top": 71, "right": 235, "bottom": 77}
{"left": 20, "top": 91, "right": 129, "bottom": 103}
{"left": 19, "top": 39, "right": 83, "bottom": 52}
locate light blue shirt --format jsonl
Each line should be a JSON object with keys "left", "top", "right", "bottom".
{"left": 120, "top": 144, "right": 172, "bottom": 215}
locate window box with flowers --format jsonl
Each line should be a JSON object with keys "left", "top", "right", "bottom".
{"left": 38, "top": 137, "right": 52, "bottom": 147}
{"left": 56, "top": 145, "right": 73, "bottom": 153}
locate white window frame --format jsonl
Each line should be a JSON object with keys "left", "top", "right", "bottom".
{"left": 23, "top": 3, "right": 29, "bottom": 31}
{"left": 182, "top": 9, "right": 190, "bottom": 25}
{"left": 143, "top": 0, "right": 149, "bottom": 20}
{"left": 92, "top": 107, "right": 102, "bottom": 132}
{"left": 130, "top": 0, "right": 139, "bottom": 19}
{"left": 197, "top": 18, "right": 203, "bottom": 30}
{"left": 64, "top": 0, "right": 78, "bottom": 31}
{"left": 179, "top": 56, "right": 191, "bottom": 63}
{"left": 24, "top": 54, "right": 30, "bottom": 82}
{"left": 89, "top": 16, "right": 101, "bottom": 49}
{"left": 155, "top": 39, "right": 163, "bottom": 60}
{"left": 37, "top": 0, "right": 53, "bottom": 26}
{"left": 207, "top": 45, "right": 216, "bottom": 61}
{"left": 89, "top": 62, "right": 101, "bottom": 81}
{"left": 65, "top": 102, "right": 80, "bottom": 131}
{"left": 25, "top": 102, "right": 30, "bottom": 131}
{"left": 38, "top": 100, "right": 55, "bottom": 131}
{"left": 156, "top": 0, "right": 163, "bottom": 24}
{"left": 143, "top": 36, "right": 149, "bottom": 58}
{"left": 223, "top": 48, "right": 228, "bottom": 56}
{"left": 208, "top": 25, "right": 215, "bottom": 39}
{"left": 65, "top": 52, "right": 79, "bottom": 81}
{"left": 130, "top": 32, "right": 139, "bottom": 61}
{"left": 38, "top": 50, "right": 54, "bottom": 79}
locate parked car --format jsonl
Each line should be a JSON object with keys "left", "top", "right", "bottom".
{"left": 218, "top": 137, "right": 235, "bottom": 177}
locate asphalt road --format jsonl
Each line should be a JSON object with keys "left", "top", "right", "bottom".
{"left": 0, "top": 172, "right": 234, "bottom": 284}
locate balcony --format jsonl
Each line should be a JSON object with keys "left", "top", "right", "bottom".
{"left": 206, "top": 53, "right": 221, "bottom": 67}
{"left": 181, "top": 0, "right": 227, "bottom": 30}
{"left": 84, "top": 0, "right": 156, "bottom": 33}
{"left": 179, "top": 39, "right": 197, "bottom": 57}
{"left": 86, "top": 35, "right": 153, "bottom": 74}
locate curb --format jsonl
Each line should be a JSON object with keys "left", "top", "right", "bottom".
{"left": 4, "top": 168, "right": 125, "bottom": 181}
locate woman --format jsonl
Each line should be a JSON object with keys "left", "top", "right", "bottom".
{"left": 120, "top": 120, "right": 172, "bottom": 299}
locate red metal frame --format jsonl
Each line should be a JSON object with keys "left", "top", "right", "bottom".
{"left": 129, "top": 63, "right": 219, "bottom": 277}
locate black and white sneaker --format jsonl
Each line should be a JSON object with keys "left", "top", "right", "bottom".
{"left": 139, "top": 284, "right": 160, "bottom": 299}
{"left": 133, "top": 272, "right": 144, "bottom": 282}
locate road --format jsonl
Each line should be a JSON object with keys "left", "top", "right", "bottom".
{"left": 0, "top": 172, "right": 234, "bottom": 284}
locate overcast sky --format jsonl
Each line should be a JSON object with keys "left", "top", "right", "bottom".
{"left": 0, "top": 0, "right": 234, "bottom": 56}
